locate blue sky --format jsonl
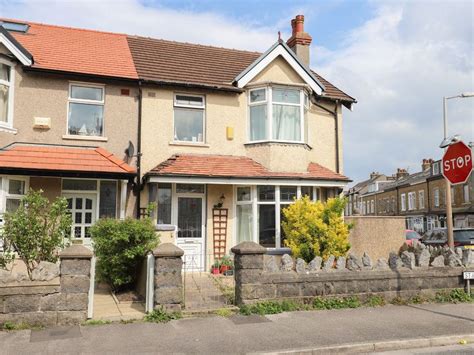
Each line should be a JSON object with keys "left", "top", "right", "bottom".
{"left": 2, "top": 0, "right": 473, "bottom": 183}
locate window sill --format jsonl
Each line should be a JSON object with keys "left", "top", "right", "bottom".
{"left": 0, "top": 125, "right": 17, "bottom": 134}
{"left": 155, "top": 224, "right": 176, "bottom": 232}
{"left": 244, "top": 141, "right": 312, "bottom": 150}
{"left": 62, "top": 135, "right": 108, "bottom": 142}
{"left": 169, "top": 141, "right": 210, "bottom": 148}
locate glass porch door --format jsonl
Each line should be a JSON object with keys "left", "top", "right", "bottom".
{"left": 64, "top": 194, "right": 97, "bottom": 245}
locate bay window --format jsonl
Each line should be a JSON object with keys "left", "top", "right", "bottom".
{"left": 236, "top": 185, "right": 319, "bottom": 249}
{"left": 174, "top": 94, "right": 205, "bottom": 143}
{"left": 68, "top": 83, "right": 105, "bottom": 137}
{"left": 248, "top": 86, "right": 307, "bottom": 143}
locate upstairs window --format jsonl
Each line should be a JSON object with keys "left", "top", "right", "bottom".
{"left": 174, "top": 94, "right": 205, "bottom": 143}
{"left": 68, "top": 83, "right": 105, "bottom": 137}
{"left": 249, "top": 86, "right": 306, "bottom": 143}
{"left": 0, "top": 61, "right": 13, "bottom": 128}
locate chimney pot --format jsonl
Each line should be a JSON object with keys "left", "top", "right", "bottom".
{"left": 295, "top": 15, "right": 305, "bottom": 33}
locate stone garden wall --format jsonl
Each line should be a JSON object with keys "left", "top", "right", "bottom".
{"left": 0, "top": 245, "right": 93, "bottom": 327}
{"left": 231, "top": 241, "right": 473, "bottom": 305}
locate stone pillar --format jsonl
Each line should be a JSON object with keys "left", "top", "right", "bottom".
{"left": 153, "top": 243, "right": 184, "bottom": 311}
{"left": 59, "top": 245, "right": 93, "bottom": 325}
{"left": 231, "top": 241, "right": 266, "bottom": 305}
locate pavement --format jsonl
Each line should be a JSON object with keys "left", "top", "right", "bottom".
{"left": 92, "top": 283, "right": 145, "bottom": 322}
{"left": 0, "top": 303, "right": 473, "bottom": 354}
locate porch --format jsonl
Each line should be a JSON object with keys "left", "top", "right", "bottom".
{"left": 146, "top": 182, "right": 345, "bottom": 273}
{"left": 0, "top": 143, "right": 136, "bottom": 245}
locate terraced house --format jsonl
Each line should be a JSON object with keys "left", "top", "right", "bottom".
{"left": 0, "top": 16, "right": 356, "bottom": 269}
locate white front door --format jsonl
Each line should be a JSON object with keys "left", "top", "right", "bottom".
{"left": 64, "top": 194, "right": 97, "bottom": 245}
{"left": 176, "top": 196, "right": 205, "bottom": 271}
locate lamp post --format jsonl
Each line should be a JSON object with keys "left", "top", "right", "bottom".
{"left": 442, "top": 92, "right": 474, "bottom": 249}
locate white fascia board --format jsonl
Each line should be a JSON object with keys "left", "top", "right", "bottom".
{"left": 0, "top": 33, "right": 32, "bottom": 66}
{"left": 235, "top": 45, "right": 323, "bottom": 95}
{"left": 147, "top": 175, "right": 347, "bottom": 188}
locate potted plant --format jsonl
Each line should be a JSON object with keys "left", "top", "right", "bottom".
{"left": 219, "top": 256, "right": 233, "bottom": 275}
{"left": 211, "top": 260, "right": 220, "bottom": 275}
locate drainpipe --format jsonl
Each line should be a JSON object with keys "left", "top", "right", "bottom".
{"left": 313, "top": 99, "right": 340, "bottom": 173}
{"left": 136, "top": 81, "right": 143, "bottom": 219}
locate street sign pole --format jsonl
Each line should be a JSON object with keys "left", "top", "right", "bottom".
{"left": 443, "top": 97, "right": 454, "bottom": 249}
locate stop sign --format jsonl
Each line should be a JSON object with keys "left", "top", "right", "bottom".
{"left": 442, "top": 141, "right": 473, "bottom": 185}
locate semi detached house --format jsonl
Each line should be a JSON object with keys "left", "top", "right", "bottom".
{"left": 0, "top": 16, "right": 355, "bottom": 271}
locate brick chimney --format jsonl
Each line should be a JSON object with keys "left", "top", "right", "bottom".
{"left": 287, "top": 15, "right": 312, "bottom": 66}
{"left": 370, "top": 171, "right": 380, "bottom": 179}
{"left": 395, "top": 168, "right": 409, "bottom": 180}
{"left": 422, "top": 158, "right": 433, "bottom": 171}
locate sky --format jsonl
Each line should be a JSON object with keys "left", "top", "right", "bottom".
{"left": 2, "top": 0, "right": 473, "bottom": 183}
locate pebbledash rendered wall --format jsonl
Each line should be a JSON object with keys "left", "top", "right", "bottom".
{"left": 0, "top": 245, "right": 93, "bottom": 327}
{"left": 231, "top": 241, "right": 473, "bottom": 305}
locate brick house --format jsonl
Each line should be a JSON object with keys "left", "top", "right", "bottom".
{"left": 0, "top": 16, "right": 356, "bottom": 269}
{"left": 352, "top": 158, "right": 473, "bottom": 233}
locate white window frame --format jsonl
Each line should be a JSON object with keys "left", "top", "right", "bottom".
{"left": 233, "top": 185, "right": 318, "bottom": 249}
{"left": 401, "top": 193, "right": 407, "bottom": 211}
{"left": 248, "top": 85, "right": 306, "bottom": 144}
{"left": 0, "top": 176, "right": 29, "bottom": 219}
{"left": 370, "top": 200, "right": 375, "bottom": 214}
{"left": 418, "top": 190, "right": 425, "bottom": 209}
{"left": 434, "top": 188, "right": 440, "bottom": 207}
{"left": 0, "top": 57, "right": 16, "bottom": 132}
{"left": 173, "top": 93, "right": 206, "bottom": 144}
{"left": 408, "top": 192, "right": 416, "bottom": 211}
{"left": 66, "top": 82, "right": 105, "bottom": 137}
{"left": 463, "top": 184, "right": 470, "bottom": 203}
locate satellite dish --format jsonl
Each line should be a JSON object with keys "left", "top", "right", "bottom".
{"left": 125, "top": 141, "right": 135, "bottom": 158}
{"left": 439, "top": 135, "right": 460, "bottom": 148}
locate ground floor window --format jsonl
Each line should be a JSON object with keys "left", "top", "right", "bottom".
{"left": 0, "top": 176, "right": 29, "bottom": 220}
{"left": 62, "top": 178, "right": 119, "bottom": 242}
{"left": 236, "top": 185, "right": 328, "bottom": 249}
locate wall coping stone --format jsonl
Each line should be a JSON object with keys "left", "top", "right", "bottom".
{"left": 59, "top": 245, "right": 93, "bottom": 259}
{"left": 256, "top": 267, "right": 465, "bottom": 284}
{"left": 231, "top": 241, "right": 266, "bottom": 255}
{"left": 153, "top": 243, "right": 184, "bottom": 257}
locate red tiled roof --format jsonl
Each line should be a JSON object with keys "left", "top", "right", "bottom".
{"left": 148, "top": 154, "right": 349, "bottom": 181}
{"left": 0, "top": 144, "right": 136, "bottom": 175}
{"left": 4, "top": 18, "right": 354, "bottom": 102}
{"left": 7, "top": 19, "right": 138, "bottom": 79}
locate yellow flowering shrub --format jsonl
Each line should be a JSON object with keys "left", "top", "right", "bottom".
{"left": 282, "top": 196, "right": 351, "bottom": 262}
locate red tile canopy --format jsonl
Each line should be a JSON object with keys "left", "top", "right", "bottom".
{"left": 148, "top": 154, "right": 349, "bottom": 182}
{"left": 0, "top": 144, "right": 135, "bottom": 178}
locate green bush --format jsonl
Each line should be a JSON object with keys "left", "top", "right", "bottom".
{"left": 92, "top": 217, "right": 158, "bottom": 291}
{"left": 144, "top": 307, "right": 181, "bottom": 323}
{"left": 282, "top": 197, "right": 351, "bottom": 262}
{"left": 0, "top": 190, "right": 71, "bottom": 278}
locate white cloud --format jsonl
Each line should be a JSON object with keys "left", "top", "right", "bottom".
{"left": 3, "top": 0, "right": 282, "bottom": 51}
{"left": 315, "top": 1, "right": 474, "bottom": 182}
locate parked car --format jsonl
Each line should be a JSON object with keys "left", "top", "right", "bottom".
{"left": 421, "top": 228, "right": 474, "bottom": 249}
{"left": 405, "top": 230, "right": 422, "bottom": 246}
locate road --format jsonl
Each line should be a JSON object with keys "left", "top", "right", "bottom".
{"left": 0, "top": 303, "right": 473, "bottom": 354}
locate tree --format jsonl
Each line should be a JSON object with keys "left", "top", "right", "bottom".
{"left": 1, "top": 190, "right": 72, "bottom": 278}
{"left": 282, "top": 196, "right": 351, "bottom": 262}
